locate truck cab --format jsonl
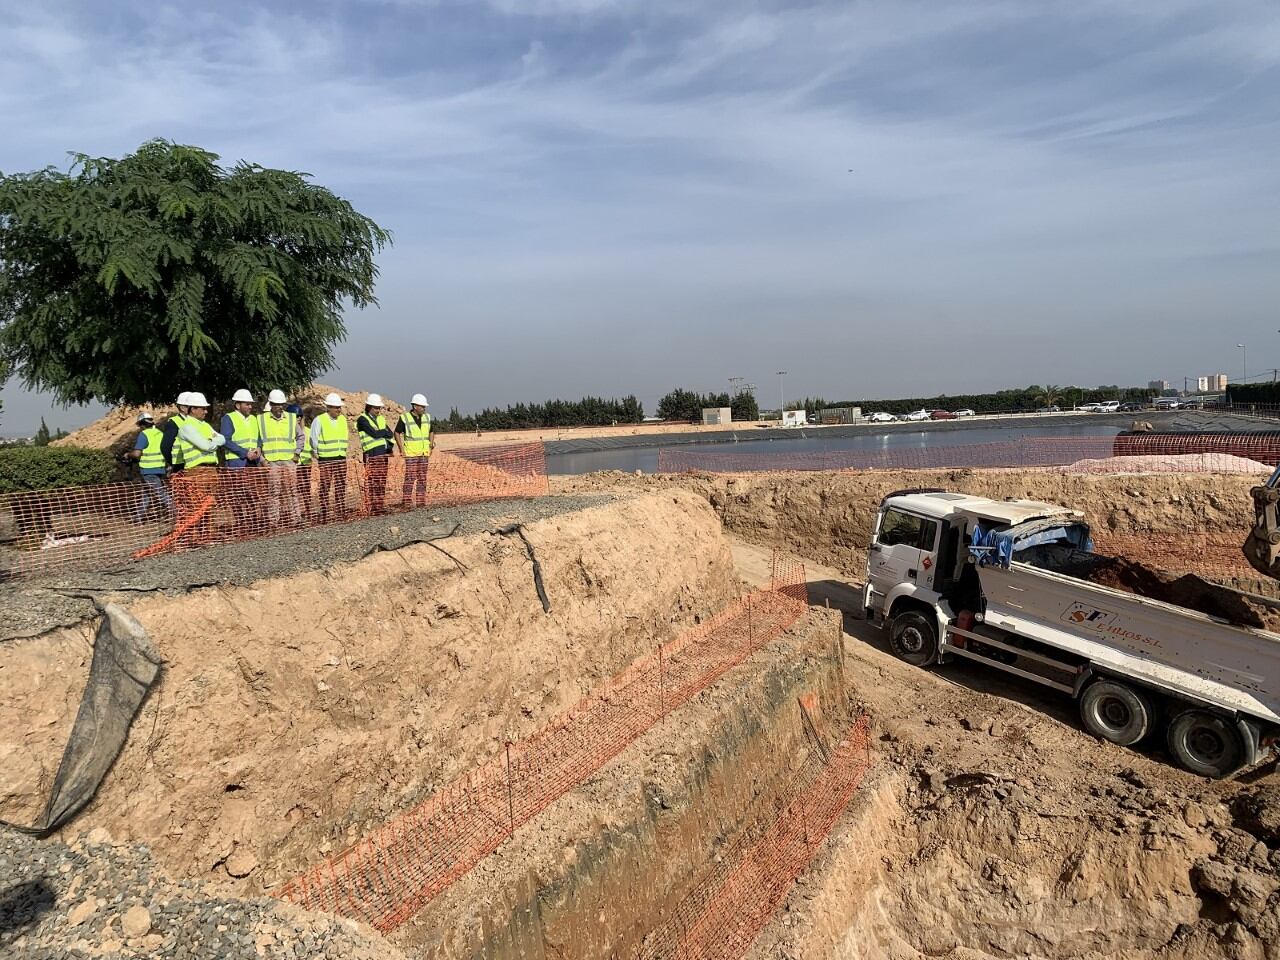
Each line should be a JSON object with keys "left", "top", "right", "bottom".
{"left": 863, "top": 490, "right": 1080, "bottom": 652}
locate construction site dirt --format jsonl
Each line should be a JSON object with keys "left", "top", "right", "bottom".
{"left": 3, "top": 467, "right": 1280, "bottom": 959}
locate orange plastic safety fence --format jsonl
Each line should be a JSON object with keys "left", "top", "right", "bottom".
{"left": 276, "top": 559, "right": 810, "bottom": 933}
{"left": 0, "top": 443, "right": 546, "bottom": 580}
{"left": 656, "top": 434, "right": 1280, "bottom": 474}
{"left": 634, "top": 715, "right": 872, "bottom": 960}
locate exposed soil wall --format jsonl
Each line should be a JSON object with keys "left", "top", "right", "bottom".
{"left": 0, "top": 491, "right": 735, "bottom": 897}
{"left": 556, "top": 470, "right": 1257, "bottom": 579}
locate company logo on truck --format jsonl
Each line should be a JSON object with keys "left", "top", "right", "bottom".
{"left": 1061, "top": 603, "right": 1161, "bottom": 648}
{"left": 1062, "top": 603, "right": 1115, "bottom": 627}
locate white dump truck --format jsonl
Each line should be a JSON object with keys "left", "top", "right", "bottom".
{"left": 862, "top": 489, "right": 1280, "bottom": 777}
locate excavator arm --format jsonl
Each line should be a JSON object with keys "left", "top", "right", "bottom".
{"left": 1244, "top": 465, "right": 1280, "bottom": 579}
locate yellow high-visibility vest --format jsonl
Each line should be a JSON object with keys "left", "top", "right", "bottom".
{"left": 138, "top": 427, "right": 166, "bottom": 470}
{"left": 359, "top": 414, "right": 389, "bottom": 455}
{"left": 226, "top": 410, "right": 261, "bottom": 462}
{"left": 402, "top": 413, "right": 432, "bottom": 457}
{"left": 169, "top": 414, "right": 187, "bottom": 467}
{"left": 259, "top": 411, "right": 298, "bottom": 462}
{"left": 176, "top": 419, "right": 218, "bottom": 468}
{"left": 316, "top": 415, "right": 348, "bottom": 460}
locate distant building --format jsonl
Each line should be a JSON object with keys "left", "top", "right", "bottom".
{"left": 701, "top": 407, "right": 732, "bottom": 426}
{"left": 1211, "top": 373, "right": 1228, "bottom": 392}
{"left": 1148, "top": 380, "right": 1169, "bottom": 392}
{"left": 1196, "top": 376, "right": 1209, "bottom": 393}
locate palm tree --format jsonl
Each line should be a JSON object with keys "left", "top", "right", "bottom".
{"left": 1036, "top": 385, "right": 1062, "bottom": 409}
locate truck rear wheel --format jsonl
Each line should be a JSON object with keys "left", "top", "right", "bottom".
{"left": 1080, "top": 680, "right": 1154, "bottom": 747}
{"left": 1167, "top": 710, "right": 1244, "bottom": 778}
{"left": 889, "top": 611, "right": 938, "bottom": 667}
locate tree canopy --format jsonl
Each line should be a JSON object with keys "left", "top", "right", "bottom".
{"left": 657, "top": 388, "right": 758, "bottom": 422}
{"left": 0, "top": 140, "right": 390, "bottom": 406}
{"left": 436, "top": 395, "right": 644, "bottom": 432}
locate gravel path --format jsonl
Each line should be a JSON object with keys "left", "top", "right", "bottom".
{"left": 0, "top": 494, "right": 613, "bottom": 642}
{"left": 0, "top": 829, "right": 403, "bottom": 960}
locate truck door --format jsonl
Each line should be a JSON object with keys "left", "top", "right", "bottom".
{"left": 869, "top": 508, "right": 940, "bottom": 596}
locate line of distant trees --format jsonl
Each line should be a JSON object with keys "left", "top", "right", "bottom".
{"left": 434, "top": 395, "right": 644, "bottom": 432}
{"left": 656, "top": 389, "right": 759, "bottom": 423}
{"left": 1226, "top": 383, "right": 1280, "bottom": 405}
{"left": 788, "top": 385, "right": 1156, "bottom": 417}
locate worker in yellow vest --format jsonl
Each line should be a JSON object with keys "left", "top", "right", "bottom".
{"left": 310, "top": 392, "right": 350, "bottom": 522}
{"left": 357, "top": 393, "right": 395, "bottom": 515}
{"left": 395, "top": 393, "right": 432, "bottom": 509}
{"left": 160, "top": 391, "right": 192, "bottom": 472}
{"left": 220, "top": 388, "right": 264, "bottom": 536}
{"left": 124, "top": 412, "right": 172, "bottom": 522}
{"left": 259, "top": 389, "right": 305, "bottom": 529}
{"left": 288, "top": 403, "right": 316, "bottom": 523}
{"left": 171, "top": 393, "right": 226, "bottom": 545}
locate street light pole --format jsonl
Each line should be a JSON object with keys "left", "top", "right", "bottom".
{"left": 776, "top": 370, "right": 787, "bottom": 415}
{"left": 1238, "top": 343, "right": 1247, "bottom": 384}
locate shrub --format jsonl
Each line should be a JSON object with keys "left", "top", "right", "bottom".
{"left": 0, "top": 445, "right": 119, "bottom": 494}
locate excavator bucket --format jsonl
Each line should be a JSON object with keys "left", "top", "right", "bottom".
{"left": 1244, "top": 478, "right": 1280, "bottom": 579}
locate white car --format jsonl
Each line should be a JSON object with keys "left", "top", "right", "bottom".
{"left": 952, "top": 408, "right": 975, "bottom": 417}
{"left": 1153, "top": 397, "right": 1181, "bottom": 409}
{"left": 1079, "top": 402, "right": 1102, "bottom": 412}
{"left": 1095, "top": 400, "right": 1121, "bottom": 412}
{"left": 903, "top": 409, "right": 931, "bottom": 422}
{"left": 867, "top": 412, "right": 897, "bottom": 423}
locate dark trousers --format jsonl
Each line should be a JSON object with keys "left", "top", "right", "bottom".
{"left": 363, "top": 455, "right": 389, "bottom": 515}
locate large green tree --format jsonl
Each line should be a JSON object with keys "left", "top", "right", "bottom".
{"left": 0, "top": 140, "right": 391, "bottom": 406}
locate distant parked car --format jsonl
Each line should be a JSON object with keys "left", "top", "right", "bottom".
{"left": 903, "top": 409, "right": 931, "bottom": 422}
{"left": 952, "top": 408, "right": 975, "bottom": 417}
{"left": 807, "top": 413, "right": 819, "bottom": 423}
{"left": 1095, "top": 400, "right": 1121, "bottom": 412}
{"left": 1153, "top": 397, "right": 1181, "bottom": 409}
{"left": 1118, "top": 402, "right": 1143, "bottom": 412}
{"left": 866, "top": 411, "right": 896, "bottom": 423}
{"left": 1036, "top": 405, "right": 1061, "bottom": 413}
{"left": 1078, "top": 403, "right": 1101, "bottom": 412}
{"left": 930, "top": 409, "right": 957, "bottom": 420}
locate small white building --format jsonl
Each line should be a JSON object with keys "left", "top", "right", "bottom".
{"left": 701, "top": 407, "right": 733, "bottom": 426}
{"left": 781, "top": 410, "right": 807, "bottom": 427}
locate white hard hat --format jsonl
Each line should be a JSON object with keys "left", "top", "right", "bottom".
{"left": 268, "top": 389, "right": 287, "bottom": 404}
{"left": 324, "top": 392, "right": 343, "bottom": 407}
{"left": 411, "top": 393, "right": 428, "bottom": 407}
{"left": 366, "top": 393, "right": 384, "bottom": 407}
{"left": 188, "top": 392, "right": 210, "bottom": 407}
{"left": 137, "top": 411, "right": 154, "bottom": 423}
{"left": 232, "top": 388, "right": 254, "bottom": 403}
{"left": 177, "top": 391, "right": 193, "bottom": 406}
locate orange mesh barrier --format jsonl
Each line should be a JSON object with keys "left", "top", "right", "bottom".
{"left": 633, "top": 714, "right": 872, "bottom": 960}
{"left": 0, "top": 442, "right": 546, "bottom": 580}
{"left": 276, "top": 557, "right": 810, "bottom": 933}
{"left": 656, "top": 435, "right": 1280, "bottom": 474}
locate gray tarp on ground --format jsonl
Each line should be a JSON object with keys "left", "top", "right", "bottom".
{"left": 1, "top": 604, "right": 163, "bottom": 837}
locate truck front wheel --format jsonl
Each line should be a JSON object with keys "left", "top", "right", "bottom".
{"left": 889, "top": 611, "right": 938, "bottom": 667}
{"left": 1167, "top": 710, "right": 1244, "bottom": 778}
{"left": 1080, "top": 680, "right": 1155, "bottom": 747}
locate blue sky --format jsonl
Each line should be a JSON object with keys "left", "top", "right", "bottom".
{"left": 2, "top": 0, "right": 1279, "bottom": 432}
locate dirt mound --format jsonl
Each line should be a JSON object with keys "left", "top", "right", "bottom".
{"left": 1084, "top": 556, "right": 1280, "bottom": 631}
{"left": 0, "top": 491, "right": 735, "bottom": 894}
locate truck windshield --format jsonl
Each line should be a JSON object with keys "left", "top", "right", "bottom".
{"left": 878, "top": 509, "right": 938, "bottom": 550}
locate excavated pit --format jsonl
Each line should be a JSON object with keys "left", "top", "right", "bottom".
{"left": 5, "top": 472, "right": 1280, "bottom": 960}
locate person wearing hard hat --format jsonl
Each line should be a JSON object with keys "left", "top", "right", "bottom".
{"left": 310, "top": 392, "right": 350, "bottom": 521}
{"left": 356, "top": 393, "right": 395, "bottom": 515}
{"left": 172, "top": 393, "right": 227, "bottom": 545}
{"left": 395, "top": 393, "right": 432, "bottom": 509}
{"left": 220, "top": 388, "right": 264, "bottom": 534}
{"left": 259, "top": 389, "right": 305, "bottom": 529}
{"left": 124, "top": 412, "right": 172, "bottom": 522}
{"left": 160, "top": 392, "right": 193, "bottom": 472}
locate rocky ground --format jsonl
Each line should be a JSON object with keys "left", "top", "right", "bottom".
{"left": 0, "top": 828, "right": 399, "bottom": 960}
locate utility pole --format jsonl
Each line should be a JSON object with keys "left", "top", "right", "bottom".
{"left": 1238, "top": 343, "right": 1247, "bottom": 384}
{"left": 776, "top": 370, "right": 787, "bottom": 415}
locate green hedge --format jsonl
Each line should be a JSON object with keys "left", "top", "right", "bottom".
{"left": 0, "top": 445, "right": 119, "bottom": 494}
{"left": 1226, "top": 383, "right": 1280, "bottom": 405}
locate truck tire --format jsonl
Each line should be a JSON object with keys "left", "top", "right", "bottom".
{"left": 889, "top": 611, "right": 938, "bottom": 667}
{"left": 1167, "top": 710, "right": 1244, "bottom": 778}
{"left": 1080, "top": 680, "right": 1154, "bottom": 747}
